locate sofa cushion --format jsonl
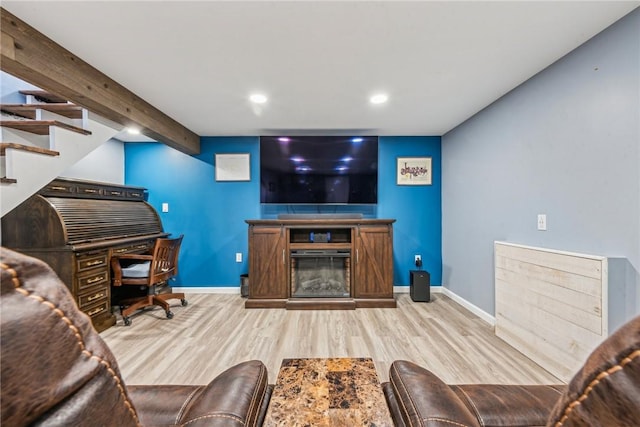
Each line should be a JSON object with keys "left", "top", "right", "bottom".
{"left": 122, "top": 261, "right": 151, "bottom": 278}
{"left": 546, "top": 316, "right": 640, "bottom": 427}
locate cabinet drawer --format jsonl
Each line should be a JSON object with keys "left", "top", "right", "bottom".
{"left": 77, "top": 270, "right": 109, "bottom": 291}
{"left": 77, "top": 286, "right": 109, "bottom": 309}
{"left": 82, "top": 300, "right": 109, "bottom": 319}
{"left": 76, "top": 252, "right": 108, "bottom": 271}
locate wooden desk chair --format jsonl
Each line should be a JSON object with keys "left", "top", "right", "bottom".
{"left": 111, "top": 235, "right": 186, "bottom": 326}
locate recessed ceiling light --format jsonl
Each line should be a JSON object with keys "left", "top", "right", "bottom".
{"left": 369, "top": 93, "right": 388, "bottom": 104}
{"left": 126, "top": 127, "right": 141, "bottom": 135}
{"left": 249, "top": 93, "right": 268, "bottom": 104}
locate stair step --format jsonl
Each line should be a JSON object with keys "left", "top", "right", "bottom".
{"left": 1, "top": 103, "right": 84, "bottom": 120}
{"left": 0, "top": 143, "right": 60, "bottom": 157}
{"left": 1, "top": 177, "right": 18, "bottom": 184}
{"left": 0, "top": 120, "right": 91, "bottom": 136}
{"left": 19, "top": 90, "right": 68, "bottom": 104}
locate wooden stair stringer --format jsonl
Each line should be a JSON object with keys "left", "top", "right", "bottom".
{"left": 1, "top": 113, "right": 122, "bottom": 216}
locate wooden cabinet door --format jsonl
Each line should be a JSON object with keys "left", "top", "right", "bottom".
{"left": 248, "top": 226, "right": 288, "bottom": 298}
{"left": 354, "top": 225, "right": 393, "bottom": 298}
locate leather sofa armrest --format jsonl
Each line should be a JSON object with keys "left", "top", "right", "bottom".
{"left": 389, "top": 360, "right": 481, "bottom": 427}
{"left": 389, "top": 360, "right": 567, "bottom": 427}
{"left": 256, "top": 384, "right": 274, "bottom": 427}
{"left": 451, "top": 384, "right": 565, "bottom": 426}
{"left": 128, "top": 360, "right": 269, "bottom": 427}
{"left": 128, "top": 384, "right": 205, "bottom": 426}
{"left": 382, "top": 382, "right": 407, "bottom": 427}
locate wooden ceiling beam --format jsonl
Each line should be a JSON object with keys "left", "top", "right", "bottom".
{"left": 0, "top": 8, "right": 200, "bottom": 155}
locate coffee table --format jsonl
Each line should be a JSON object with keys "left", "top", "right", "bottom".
{"left": 264, "top": 357, "right": 393, "bottom": 426}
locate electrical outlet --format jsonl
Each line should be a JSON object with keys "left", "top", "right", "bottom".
{"left": 414, "top": 255, "right": 421, "bottom": 263}
{"left": 161, "top": 203, "right": 169, "bottom": 213}
{"left": 235, "top": 252, "right": 242, "bottom": 263}
{"left": 537, "top": 214, "right": 547, "bottom": 231}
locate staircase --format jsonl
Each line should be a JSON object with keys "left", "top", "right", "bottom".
{"left": 1, "top": 90, "right": 123, "bottom": 216}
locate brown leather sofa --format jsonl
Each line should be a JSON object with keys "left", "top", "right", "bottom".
{"left": 0, "top": 247, "right": 272, "bottom": 427}
{"left": 383, "top": 314, "right": 640, "bottom": 427}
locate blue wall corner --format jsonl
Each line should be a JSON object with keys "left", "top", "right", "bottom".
{"left": 125, "top": 135, "right": 441, "bottom": 287}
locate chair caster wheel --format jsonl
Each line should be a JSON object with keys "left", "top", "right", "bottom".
{"left": 166, "top": 311, "right": 174, "bottom": 319}
{"left": 181, "top": 299, "right": 188, "bottom": 306}
{"left": 123, "top": 317, "right": 131, "bottom": 326}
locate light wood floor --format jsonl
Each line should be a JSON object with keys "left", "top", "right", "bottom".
{"left": 100, "top": 293, "right": 562, "bottom": 386}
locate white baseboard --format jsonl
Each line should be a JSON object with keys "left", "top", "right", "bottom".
{"left": 439, "top": 287, "right": 495, "bottom": 326}
{"left": 172, "top": 287, "right": 239, "bottom": 294}
{"left": 393, "top": 285, "right": 444, "bottom": 294}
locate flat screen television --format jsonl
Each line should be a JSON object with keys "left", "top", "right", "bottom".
{"left": 260, "top": 136, "right": 378, "bottom": 204}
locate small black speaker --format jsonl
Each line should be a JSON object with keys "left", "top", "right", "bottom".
{"left": 410, "top": 270, "right": 430, "bottom": 302}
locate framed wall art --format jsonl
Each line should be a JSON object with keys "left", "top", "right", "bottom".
{"left": 215, "top": 153, "right": 251, "bottom": 181}
{"left": 397, "top": 157, "right": 432, "bottom": 185}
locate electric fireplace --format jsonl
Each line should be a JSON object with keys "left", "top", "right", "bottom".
{"left": 290, "top": 250, "right": 350, "bottom": 298}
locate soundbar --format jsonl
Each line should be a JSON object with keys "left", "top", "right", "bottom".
{"left": 277, "top": 213, "right": 363, "bottom": 220}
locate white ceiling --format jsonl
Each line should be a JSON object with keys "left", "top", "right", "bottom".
{"left": 3, "top": 1, "right": 638, "bottom": 141}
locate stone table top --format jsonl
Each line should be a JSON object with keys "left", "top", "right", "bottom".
{"left": 264, "top": 357, "right": 393, "bottom": 427}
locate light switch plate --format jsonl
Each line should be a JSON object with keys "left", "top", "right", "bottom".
{"left": 236, "top": 253, "right": 242, "bottom": 263}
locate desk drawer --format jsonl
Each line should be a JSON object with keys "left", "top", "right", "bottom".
{"left": 111, "top": 241, "right": 154, "bottom": 256}
{"left": 126, "top": 189, "right": 145, "bottom": 200}
{"left": 77, "top": 285, "right": 109, "bottom": 309}
{"left": 104, "top": 187, "right": 126, "bottom": 199}
{"left": 75, "top": 183, "right": 103, "bottom": 197}
{"left": 76, "top": 252, "right": 108, "bottom": 272}
{"left": 41, "top": 182, "right": 74, "bottom": 195}
{"left": 82, "top": 300, "right": 109, "bottom": 319}
{"left": 76, "top": 269, "right": 109, "bottom": 291}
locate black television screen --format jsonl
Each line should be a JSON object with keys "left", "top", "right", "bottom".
{"left": 260, "top": 136, "right": 378, "bottom": 204}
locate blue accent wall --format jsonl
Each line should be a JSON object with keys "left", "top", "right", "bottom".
{"left": 125, "top": 136, "right": 441, "bottom": 287}
{"left": 379, "top": 136, "right": 442, "bottom": 287}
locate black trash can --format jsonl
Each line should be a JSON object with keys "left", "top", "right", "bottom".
{"left": 240, "top": 274, "right": 249, "bottom": 297}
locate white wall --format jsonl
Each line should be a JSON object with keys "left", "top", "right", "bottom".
{"left": 61, "top": 138, "right": 125, "bottom": 184}
{"left": 442, "top": 9, "right": 639, "bottom": 327}
{"left": 0, "top": 71, "right": 39, "bottom": 103}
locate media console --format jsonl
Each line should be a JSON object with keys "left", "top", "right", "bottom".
{"left": 245, "top": 218, "right": 396, "bottom": 309}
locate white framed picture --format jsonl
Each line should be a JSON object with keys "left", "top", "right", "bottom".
{"left": 215, "top": 153, "right": 251, "bottom": 181}
{"left": 397, "top": 157, "right": 432, "bottom": 185}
